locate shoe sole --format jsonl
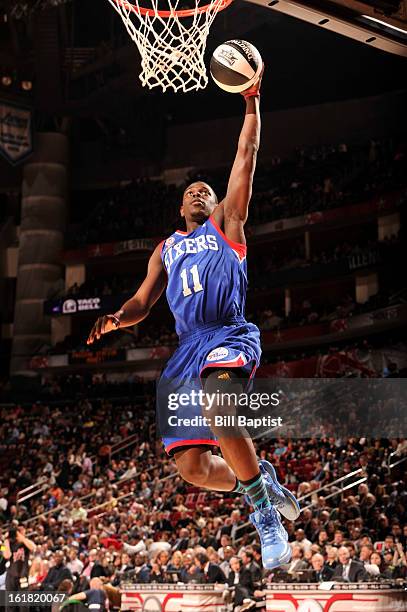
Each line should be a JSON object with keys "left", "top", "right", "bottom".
{"left": 260, "top": 460, "right": 301, "bottom": 521}
{"left": 263, "top": 540, "right": 292, "bottom": 570}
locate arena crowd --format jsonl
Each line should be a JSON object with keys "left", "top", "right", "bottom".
{"left": 67, "top": 137, "right": 406, "bottom": 246}
{"left": 1, "top": 375, "right": 406, "bottom": 609}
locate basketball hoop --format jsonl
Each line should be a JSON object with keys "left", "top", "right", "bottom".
{"left": 107, "top": 0, "right": 233, "bottom": 92}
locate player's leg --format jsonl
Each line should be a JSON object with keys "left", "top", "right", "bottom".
{"left": 174, "top": 446, "right": 238, "bottom": 491}
{"left": 203, "top": 368, "right": 272, "bottom": 513}
{"left": 202, "top": 366, "right": 300, "bottom": 521}
{"left": 203, "top": 367, "right": 292, "bottom": 569}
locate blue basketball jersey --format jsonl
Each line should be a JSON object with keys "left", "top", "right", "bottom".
{"left": 161, "top": 216, "right": 248, "bottom": 336}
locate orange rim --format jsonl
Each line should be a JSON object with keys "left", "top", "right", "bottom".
{"left": 113, "top": 0, "right": 233, "bottom": 18}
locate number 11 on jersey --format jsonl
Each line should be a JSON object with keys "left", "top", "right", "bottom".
{"left": 180, "top": 264, "right": 203, "bottom": 297}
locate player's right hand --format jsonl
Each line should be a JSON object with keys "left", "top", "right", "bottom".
{"left": 241, "top": 63, "right": 264, "bottom": 98}
{"left": 87, "top": 315, "right": 119, "bottom": 345}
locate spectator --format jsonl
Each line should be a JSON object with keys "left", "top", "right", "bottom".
{"left": 0, "top": 539, "right": 7, "bottom": 590}
{"left": 331, "top": 530, "right": 345, "bottom": 548}
{"left": 365, "top": 551, "right": 384, "bottom": 578}
{"left": 69, "top": 499, "right": 87, "bottom": 523}
{"left": 152, "top": 512, "right": 172, "bottom": 533}
{"left": 173, "top": 528, "right": 190, "bottom": 552}
{"left": 4, "top": 526, "right": 36, "bottom": 593}
{"left": 332, "top": 547, "right": 367, "bottom": 582}
{"left": 199, "top": 527, "right": 218, "bottom": 550}
{"left": 310, "top": 553, "right": 334, "bottom": 582}
{"left": 122, "top": 532, "right": 147, "bottom": 556}
{"left": 344, "top": 541, "right": 357, "bottom": 559}
{"left": 179, "top": 552, "right": 195, "bottom": 583}
{"left": 241, "top": 549, "right": 262, "bottom": 584}
{"left": 134, "top": 551, "right": 151, "bottom": 583}
{"left": 295, "top": 529, "right": 312, "bottom": 553}
{"left": 41, "top": 551, "right": 72, "bottom": 591}
{"left": 316, "top": 529, "right": 329, "bottom": 554}
{"left": 218, "top": 534, "right": 232, "bottom": 559}
{"left": 286, "top": 544, "right": 308, "bottom": 576}
{"left": 194, "top": 552, "right": 226, "bottom": 584}
{"left": 219, "top": 545, "right": 235, "bottom": 579}
{"left": 358, "top": 544, "right": 373, "bottom": 569}
{"left": 149, "top": 557, "right": 166, "bottom": 584}
{"left": 28, "top": 557, "right": 49, "bottom": 586}
{"left": 66, "top": 548, "right": 84, "bottom": 576}
{"left": 81, "top": 548, "right": 98, "bottom": 579}
{"left": 91, "top": 551, "right": 113, "bottom": 580}
{"left": 62, "top": 577, "right": 107, "bottom": 611}
{"left": 166, "top": 551, "right": 184, "bottom": 581}
{"left": 227, "top": 556, "right": 255, "bottom": 609}
{"left": 0, "top": 490, "right": 8, "bottom": 519}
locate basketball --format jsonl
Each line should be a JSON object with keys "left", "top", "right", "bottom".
{"left": 210, "top": 39, "right": 263, "bottom": 93}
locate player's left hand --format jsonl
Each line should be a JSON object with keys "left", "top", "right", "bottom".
{"left": 241, "top": 63, "right": 264, "bottom": 98}
{"left": 87, "top": 314, "right": 119, "bottom": 345}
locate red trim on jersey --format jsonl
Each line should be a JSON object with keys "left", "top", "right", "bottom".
{"left": 208, "top": 215, "right": 247, "bottom": 261}
{"left": 166, "top": 439, "right": 220, "bottom": 454}
{"left": 175, "top": 229, "right": 188, "bottom": 235}
{"left": 201, "top": 354, "right": 247, "bottom": 373}
{"left": 159, "top": 239, "right": 166, "bottom": 255}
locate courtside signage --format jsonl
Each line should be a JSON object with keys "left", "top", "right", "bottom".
{"left": 62, "top": 298, "right": 101, "bottom": 314}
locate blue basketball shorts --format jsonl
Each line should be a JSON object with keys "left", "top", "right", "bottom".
{"left": 157, "top": 316, "right": 261, "bottom": 455}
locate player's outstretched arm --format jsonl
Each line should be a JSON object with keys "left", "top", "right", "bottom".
{"left": 222, "top": 69, "right": 263, "bottom": 245}
{"left": 87, "top": 243, "right": 167, "bottom": 345}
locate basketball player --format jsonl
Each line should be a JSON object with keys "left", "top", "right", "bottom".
{"left": 87, "top": 69, "right": 300, "bottom": 569}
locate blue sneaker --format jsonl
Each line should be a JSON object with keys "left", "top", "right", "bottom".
{"left": 259, "top": 460, "right": 301, "bottom": 521}
{"left": 249, "top": 505, "right": 292, "bottom": 570}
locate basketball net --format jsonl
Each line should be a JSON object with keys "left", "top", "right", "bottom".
{"left": 107, "top": 0, "right": 232, "bottom": 93}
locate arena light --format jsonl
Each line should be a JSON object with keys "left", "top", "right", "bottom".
{"left": 1, "top": 75, "right": 12, "bottom": 86}
{"left": 361, "top": 14, "right": 407, "bottom": 35}
{"left": 21, "top": 79, "right": 33, "bottom": 91}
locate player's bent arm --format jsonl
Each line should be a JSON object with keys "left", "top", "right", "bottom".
{"left": 223, "top": 84, "right": 262, "bottom": 244}
{"left": 87, "top": 244, "right": 167, "bottom": 344}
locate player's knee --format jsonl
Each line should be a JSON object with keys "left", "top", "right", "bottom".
{"left": 177, "top": 458, "right": 210, "bottom": 487}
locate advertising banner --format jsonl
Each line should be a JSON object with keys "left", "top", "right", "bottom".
{"left": 121, "top": 585, "right": 225, "bottom": 611}
{"left": 265, "top": 584, "right": 406, "bottom": 611}
{"left": 120, "top": 584, "right": 405, "bottom": 612}
{"left": 44, "top": 294, "right": 132, "bottom": 316}
{"left": 69, "top": 347, "right": 125, "bottom": 365}
{"left": 64, "top": 238, "right": 156, "bottom": 262}
{"left": 0, "top": 101, "right": 33, "bottom": 165}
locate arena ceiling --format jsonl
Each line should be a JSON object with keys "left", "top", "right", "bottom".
{"left": 246, "top": 0, "right": 407, "bottom": 57}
